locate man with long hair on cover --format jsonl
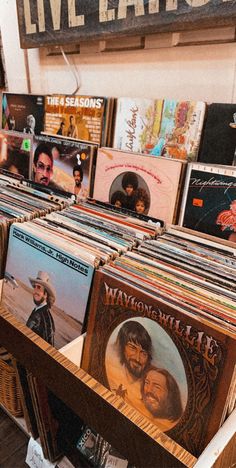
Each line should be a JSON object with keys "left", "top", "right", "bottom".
{"left": 140, "top": 366, "right": 183, "bottom": 431}
{"left": 106, "top": 320, "right": 152, "bottom": 411}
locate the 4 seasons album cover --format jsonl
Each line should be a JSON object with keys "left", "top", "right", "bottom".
{"left": 44, "top": 94, "right": 114, "bottom": 146}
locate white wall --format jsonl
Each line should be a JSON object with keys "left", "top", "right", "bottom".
{"left": 36, "top": 43, "right": 236, "bottom": 103}
{"left": 0, "top": 0, "right": 236, "bottom": 104}
{"left": 0, "top": 0, "right": 28, "bottom": 92}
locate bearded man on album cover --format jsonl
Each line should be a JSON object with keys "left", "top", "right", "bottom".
{"left": 106, "top": 320, "right": 152, "bottom": 411}
{"left": 26, "top": 271, "right": 56, "bottom": 346}
{"left": 140, "top": 366, "right": 183, "bottom": 431}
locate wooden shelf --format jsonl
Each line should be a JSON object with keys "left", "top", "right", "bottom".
{"left": 44, "top": 26, "right": 236, "bottom": 56}
{"left": 0, "top": 305, "right": 235, "bottom": 468}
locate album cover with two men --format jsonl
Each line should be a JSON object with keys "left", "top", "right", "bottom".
{"left": 82, "top": 268, "right": 236, "bottom": 457}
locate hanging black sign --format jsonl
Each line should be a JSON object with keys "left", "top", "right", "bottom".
{"left": 16, "top": 0, "right": 236, "bottom": 49}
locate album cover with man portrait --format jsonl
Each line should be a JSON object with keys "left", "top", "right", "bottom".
{"left": 1, "top": 92, "right": 45, "bottom": 135}
{"left": 2, "top": 221, "right": 95, "bottom": 349}
{"left": 0, "top": 130, "right": 33, "bottom": 179}
{"left": 32, "top": 134, "right": 97, "bottom": 197}
{"left": 82, "top": 269, "right": 236, "bottom": 457}
{"left": 92, "top": 147, "right": 186, "bottom": 224}
{"left": 179, "top": 163, "right": 236, "bottom": 243}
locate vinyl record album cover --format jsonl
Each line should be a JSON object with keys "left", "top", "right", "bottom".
{"left": 179, "top": 163, "right": 236, "bottom": 243}
{"left": 1, "top": 93, "right": 45, "bottom": 135}
{"left": 2, "top": 222, "right": 95, "bottom": 349}
{"left": 93, "top": 148, "right": 185, "bottom": 224}
{"left": 150, "top": 100, "right": 206, "bottom": 161}
{"left": 32, "top": 134, "right": 96, "bottom": 196}
{"left": 0, "top": 130, "right": 33, "bottom": 178}
{"left": 113, "top": 97, "right": 206, "bottom": 161}
{"left": 113, "top": 97, "right": 163, "bottom": 154}
{"left": 82, "top": 269, "right": 236, "bottom": 457}
{"left": 44, "top": 94, "right": 110, "bottom": 146}
{"left": 198, "top": 103, "right": 236, "bottom": 166}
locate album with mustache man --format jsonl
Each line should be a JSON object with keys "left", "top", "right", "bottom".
{"left": 82, "top": 267, "right": 236, "bottom": 458}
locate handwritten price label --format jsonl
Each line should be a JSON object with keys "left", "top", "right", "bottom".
{"left": 26, "top": 437, "right": 56, "bottom": 468}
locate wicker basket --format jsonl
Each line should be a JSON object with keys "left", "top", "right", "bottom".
{"left": 0, "top": 347, "right": 23, "bottom": 417}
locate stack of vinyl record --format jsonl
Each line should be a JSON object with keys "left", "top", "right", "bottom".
{"left": 0, "top": 172, "right": 70, "bottom": 278}
{"left": 1, "top": 199, "right": 159, "bottom": 351}
{"left": 82, "top": 225, "right": 236, "bottom": 458}
{"left": 0, "top": 195, "right": 161, "bottom": 461}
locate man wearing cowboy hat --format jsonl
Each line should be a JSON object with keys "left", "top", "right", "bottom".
{"left": 26, "top": 271, "right": 56, "bottom": 346}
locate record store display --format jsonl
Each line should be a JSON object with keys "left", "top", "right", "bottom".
{"left": 0, "top": 88, "right": 236, "bottom": 467}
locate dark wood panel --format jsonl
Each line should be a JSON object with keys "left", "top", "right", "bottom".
{"left": 0, "top": 306, "right": 197, "bottom": 468}
{"left": 16, "top": 0, "right": 236, "bottom": 49}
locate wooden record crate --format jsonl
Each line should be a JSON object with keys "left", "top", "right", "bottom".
{"left": 0, "top": 306, "right": 235, "bottom": 468}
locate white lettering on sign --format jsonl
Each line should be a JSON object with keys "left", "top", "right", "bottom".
{"left": 166, "top": 0, "right": 178, "bottom": 10}
{"left": 37, "top": 0, "right": 45, "bottom": 32}
{"left": 185, "top": 0, "right": 211, "bottom": 6}
{"left": 117, "top": 0, "right": 145, "bottom": 20}
{"left": 99, "top": 0, "right": 116, "bottom": 22}
{"left": 149, "top": 0, "right": 178, "bottom": 13}
{"left": 50, "top": 0, "right": 61, "bottom": 30}
{"left": 23, "top": 0, "right": 36, "bottom": 34}
{"left": 68, "top": 0, "right": 85, "bottom": 27}
{"left": 148, "top": 0, "right": 160, "bottom": 13}
{"left": 22, "top": 0, "right": 235, "bottom": 35}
